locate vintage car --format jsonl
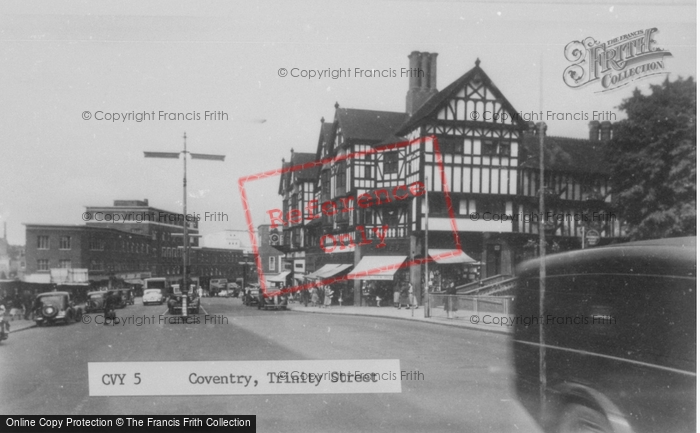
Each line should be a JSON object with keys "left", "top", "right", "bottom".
{"left": 258, "top": 289, "right": 288, "bottom": 310}
{"left": 167, "top": 284, "right": 200, "bottom": 315}
{"left": 118, "top": 288, "right": 134, "bottom": 306}
{"left": 142, "top": 288, "right": 165, "bottom": 305}
{"left": 243, "top": 285, "right": 260, "bottom": 306}
{"left": 513, "top": 237, "right": 696, "bottom": 433}
{"left": 226, "top": 282, "right": 241, "bottom": 298}
{"left": 85, "top": 291, "right": 108, "bottom": 313}
{"left": 33, "top": 292, "right": 83, "bottom": 326}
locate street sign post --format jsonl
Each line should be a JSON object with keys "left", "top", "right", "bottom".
{"left": 145, "top": 133, "right": 225, "bottom": 316}
{"left": 586, "top": 229, "right": 600, "bottom": 247}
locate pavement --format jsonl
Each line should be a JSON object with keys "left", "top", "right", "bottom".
{"left": 286, "top": 302, "right": 513, "bottom": 334}
{"left": 3, "top": 301, "right": 515, "bottom": 334}
{"left": 3, "top": 316, "right": 36, "bottom": 333}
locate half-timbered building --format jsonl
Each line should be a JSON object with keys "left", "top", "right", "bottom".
{"left": 273, "top": 51, "right": 625, "bottom": 305}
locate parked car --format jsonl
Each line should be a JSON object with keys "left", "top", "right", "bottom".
{"left": 226, "top": 282, "right": 241, "bottom": 298}
{"left": 142, "top": 288, "right": 165, "bottom": 305}
{"left": 118, "top": 288, "right": 134, "bottom": 306}
{"left": 209, "top": 278, "right": 227, "bottom": 296}
{"left": 107, "top": 288, "right": 132, "bottom": 307}
{"left": 258, "top": 291, "right": 288, "bottom": 311}
{"left": 85, "top": 291, "right": 106, "bottom": 313}
{"left": 512, "top": 237, "right": 696, "bottom": 433}
{"left": 33, "top": 292, "right": 83, "bottom": 326}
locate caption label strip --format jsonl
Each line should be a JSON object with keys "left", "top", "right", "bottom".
{"left": 88, "top": 359, "right": 401, "bottom": 396}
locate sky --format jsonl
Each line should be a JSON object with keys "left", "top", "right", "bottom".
{"left": 0, "top": 0, "right": 695, "bottom": 246}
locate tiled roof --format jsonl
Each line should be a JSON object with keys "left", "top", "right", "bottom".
{"left": 291, "top": 152, "right": 320, "bottom": 182}
{"left": 521, "top": 134, "right": 611, "bottom": 175}
{"left": 278, "top": 152, "right": 320, "bottom": 194}
{"left": 315, "top": 122, "right": 335, "bottom": 162}
{"left": 336, "top": 108, "right": 408, "bottom": 142}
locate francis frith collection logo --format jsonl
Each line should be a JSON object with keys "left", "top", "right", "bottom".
{"left": 563, "top": 27, "right": 672, "bottom": 92}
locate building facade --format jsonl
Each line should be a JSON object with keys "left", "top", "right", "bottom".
{"left": 270, "top": 51, "right": 625, "bottom": 305}
{"left": 256, "top": 224, "right": 286, "bottom": 278}
{"left": 24, "top": 199, "right": 251, "bottom": 286}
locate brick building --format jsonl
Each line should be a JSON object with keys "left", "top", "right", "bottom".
{"left": 24, "top": 199, "right": 250, "bottom": 286}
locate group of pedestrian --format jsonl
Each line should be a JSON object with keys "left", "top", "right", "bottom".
{"left": 393, "top": 281, "right": 416, "bottom": 309}
{"left": 305, "top": 284, "right": 337, "bottom": 308}
{"left": 0, "top": 292, "right": 35, "bottom": 321}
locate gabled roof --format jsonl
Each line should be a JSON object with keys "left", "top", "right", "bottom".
{"left": 395, "top": 61, "right": 527, "bottom": 136}
{"left": 315, "top": 122, "right": 335, "bottom": 162}
{"left": 278, "top": 152, "right": 319, "bottom": 195}
{"left": 291, "top": 152, "right": 320, "bottom": 182}
{"left": 336, "top": 108, "right": 408, "bottom": 143}
{"left": 521, "top": 134, "right": 611, "bottom": 175}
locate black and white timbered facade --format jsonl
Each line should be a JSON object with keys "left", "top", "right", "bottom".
{"left": 274, "top": 52, "right": 626, "bottom": 303}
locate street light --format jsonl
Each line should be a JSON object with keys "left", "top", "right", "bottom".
{"left": 144, "top": 132, "right": 225, "bottom": 316}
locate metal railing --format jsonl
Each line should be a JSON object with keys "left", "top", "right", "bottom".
{"left": 426, "top": 293, "right": 514, "bottom": 319}
{"left": 457, "top": 274, "right": 510, "bottom": 294}
{"left": 457, "top": 276, "right": 518, "bottom": 297}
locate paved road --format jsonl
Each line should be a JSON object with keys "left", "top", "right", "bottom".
{"left": 0, "top": 297, "right": 541, "bottom": 433}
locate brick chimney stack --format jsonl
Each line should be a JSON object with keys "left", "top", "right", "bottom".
{"left": 600, "top": 121, "right": 612, "bottom": 142}
{"left": 588, "top": 121, "right": 601, "bottom": 141}
{"left": 406, "top": 51, "right": 439, "bottom": 115}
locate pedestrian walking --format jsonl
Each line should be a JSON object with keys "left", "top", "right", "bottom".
{"left": 393, "top": 282, "right": 400, "bottom": 308}
{"left": 103, "top": 291, "right": 119, "bottom": 325}
{"left": 408, "top": 282, "right": 416, "bottom": 309}
{"left": 302, "top": 288, "right": 310, "bottom": 307}
{"left": 398, "top": 282, "right": 410, "bottom": 309}
{"left": 444, "top": 282, "right": 457, "bottom": 318}
{"left": 311, "top": 287, "right": 319, "bottom": 307}
{"left": 323, "top": 285, "right": 332, "bottom": 308}
{"left": 338, "top": 288, "right": 343, "bottom": 307}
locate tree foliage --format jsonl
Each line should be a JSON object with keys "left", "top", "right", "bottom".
{"left": 606, "top": 77, "right": 696, "bottom": 240}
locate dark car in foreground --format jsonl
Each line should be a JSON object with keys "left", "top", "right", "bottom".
{"left": 513, "top": 237, "right": 696, "bottom": 433}
{"left": 34, "top": 292, "right": 83, "bottom": 326}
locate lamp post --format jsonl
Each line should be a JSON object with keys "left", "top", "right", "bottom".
{"left": 145, "top": 132, "right": 225, "bottom": 316}
{"left": 537, "top": 120, "right": 547, "bottom": 416}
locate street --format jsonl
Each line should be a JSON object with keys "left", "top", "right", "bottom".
{"left": 0, "top": 297, "right": 541, "bottom": 433}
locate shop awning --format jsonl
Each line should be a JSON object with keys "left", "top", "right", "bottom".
{"left": 429, "top": 249, "right": 478, "bottom": 264}
{"left": 123, "top": 279, "right": 145, "bottom": 285}
{"left": 347, "top": 256, "right": 406, "bottom": 281}
{"left": 317, "top": 264, "right": 353, "bottom": 279}
{"left": 305, "top": 264, "right": 341, "bottom": 280}
{"left": 266, "top": 271, "right": 291, "bottom": 283}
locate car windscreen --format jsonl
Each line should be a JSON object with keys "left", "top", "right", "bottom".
{"left": 143, "top": 290, "right": 161, "bottom": 296}
{"left": 38, "top": 296, "right": 67, "bottom": 309}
